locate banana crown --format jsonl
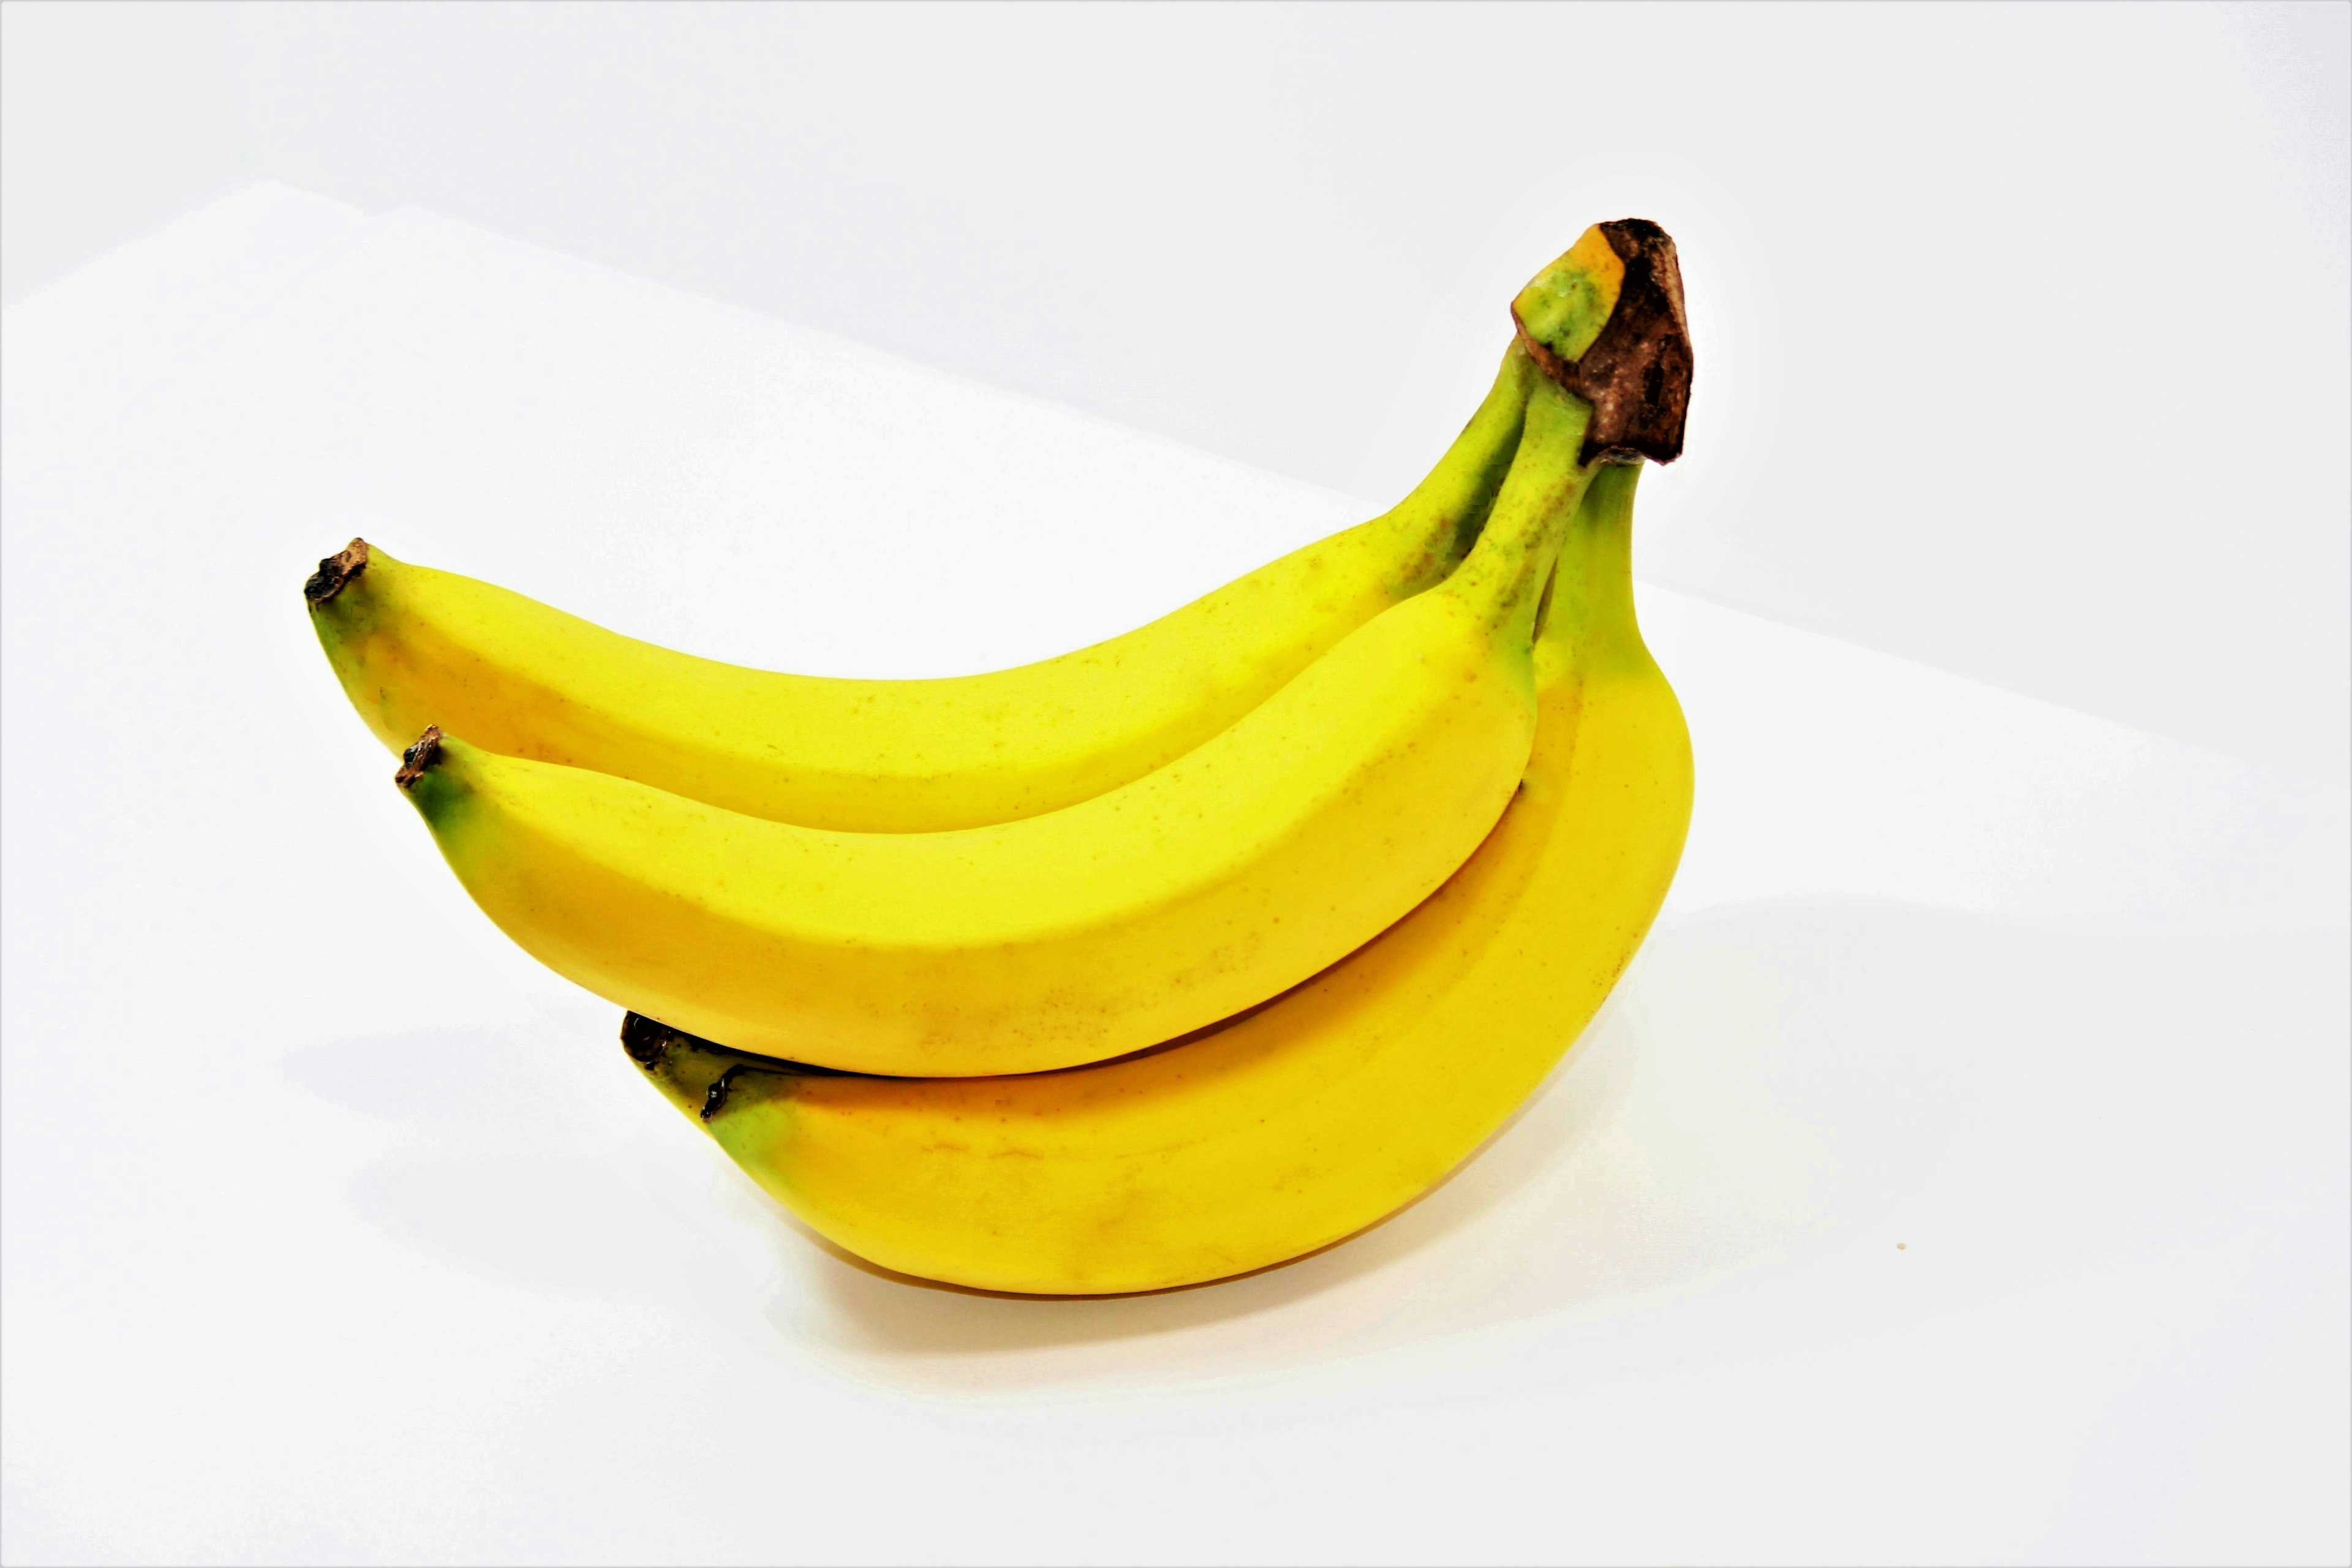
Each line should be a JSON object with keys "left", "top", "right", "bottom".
{"left": 1511, "top": 219, "right": 1694, "bottom": 467}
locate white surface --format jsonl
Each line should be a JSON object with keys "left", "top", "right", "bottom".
{"left": 5, "top": 2, "right": 2347, "bottom": 785}
{"left": 2, "top": 187, "right": 2346, "bottom": 1566}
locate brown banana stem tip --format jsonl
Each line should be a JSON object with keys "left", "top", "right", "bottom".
{"left": 394, "top": 725, "right": 444, "bottom": 790}
{"left": 1518, "top": 219, "right": 1694, "bottom": 467}
{"left": 619, "top": 1014, "right": 741, "bottom": 1118}
{"left": 620, "top": 1011, "right": 683, "bottom": 1069}
{"left": 304, "top": 539, "right": 371, "bottom": 605}
{"left": 619, "top": 1011, "right": 854, "bottom": 1107}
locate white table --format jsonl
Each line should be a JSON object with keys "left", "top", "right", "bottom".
{"left": 4, "top": 186, "right": 2344, "bottom": 1565}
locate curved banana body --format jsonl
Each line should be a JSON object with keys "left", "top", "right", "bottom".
{"left": 396, "top": 383, "right": 1600, "bottom": 1076}
{"left": 625, "top": 461, "right": 1691, "bottom": 1294}
{"left": 314, "top": 347, "right": 1536, "bottom": 832}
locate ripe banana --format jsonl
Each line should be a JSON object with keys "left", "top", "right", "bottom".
{"left": 392, "top": 378, "right": 1602, "bottom": 1076}
{"left": 622, "top": 458, "right": 1692, "bottom": 1294}
{"left": 309, "top": 345, "right": 1536, "bottom": 832}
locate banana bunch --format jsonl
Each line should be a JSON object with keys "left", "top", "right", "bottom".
{"left": 311, "top": 219, "right": 1697, "bottom": 1294}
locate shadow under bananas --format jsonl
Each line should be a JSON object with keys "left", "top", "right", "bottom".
{"left": 281, "top": 1002, "right": 781, "bottom": 1308}
{"left": 769, "top": 891, "right": 2268, "bottom": 1395}
{"left": 277, "top": 891, "right": 2308, "bottom": 1401}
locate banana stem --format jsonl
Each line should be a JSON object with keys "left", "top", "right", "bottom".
{"left": 1441, "top": 375, "right": 1599, "bottom": 641}
{"left": 1370, "top": 341, "right": 1540, "bottom": 584}
{"left": 1539, "top": 459, "right": 1651, "bottom": 678}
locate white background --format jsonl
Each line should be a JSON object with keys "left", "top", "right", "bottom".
{"left": 3, "top": 6, "right": 2347, "bottom": 1566}
{"left": 6, "top": 0, "right": 2348, "bottom": 786}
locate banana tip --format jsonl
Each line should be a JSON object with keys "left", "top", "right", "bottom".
{"left": 304, "top": 539, "right": 370, "bottom": 606}
{"left": 394, "top": 725, "right": 445, "bottom": 790}
{"left": 620, "top": 1012, "right": 677, "bottom": 1069}
{"left": 618, "top": 1014, "right": 755, "bottom": 1121}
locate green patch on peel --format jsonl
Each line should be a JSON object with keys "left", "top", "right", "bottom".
{"left": 1512, "top": 226, "right": 1625, "bottom": 366}
{"left": 398, "top": 762, "right": 473, "bottom": 831}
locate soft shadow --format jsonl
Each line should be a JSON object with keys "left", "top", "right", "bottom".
{"left": 282, "top": 1023, "right": 550, "bottom": 1121}
{"left": 766, "top": 895, "right": 2141, "bottom": 1392}
{"left": 281, "top": 1010, "right": 728, "bottom": 1298}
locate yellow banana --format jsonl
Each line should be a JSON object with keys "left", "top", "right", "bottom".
{"left": 393, "top": 379, "right": 1602, "bottom": 1076}
{"left": 309, "top": 345, "right": 1536, "bottom": 832}
{"left": 622, "top": 458, "right": 1692, "bottom": 1294}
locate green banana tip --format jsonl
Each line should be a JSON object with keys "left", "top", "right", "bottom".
{"left": 1512, "top": 219, "right": 1693, "bottom": 468}
{"left": 304, "top": 538, "right": 370, "bottom": 607}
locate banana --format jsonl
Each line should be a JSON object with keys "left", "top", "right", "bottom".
{"left": 622, "top": 458, "right": 1692, "bottom": 1294}
{"left": 392, "top": 378, "right": 1602, "bottom": 1076}
{"left": 309, "top": 344, "right": 1536, "bottom": 832}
